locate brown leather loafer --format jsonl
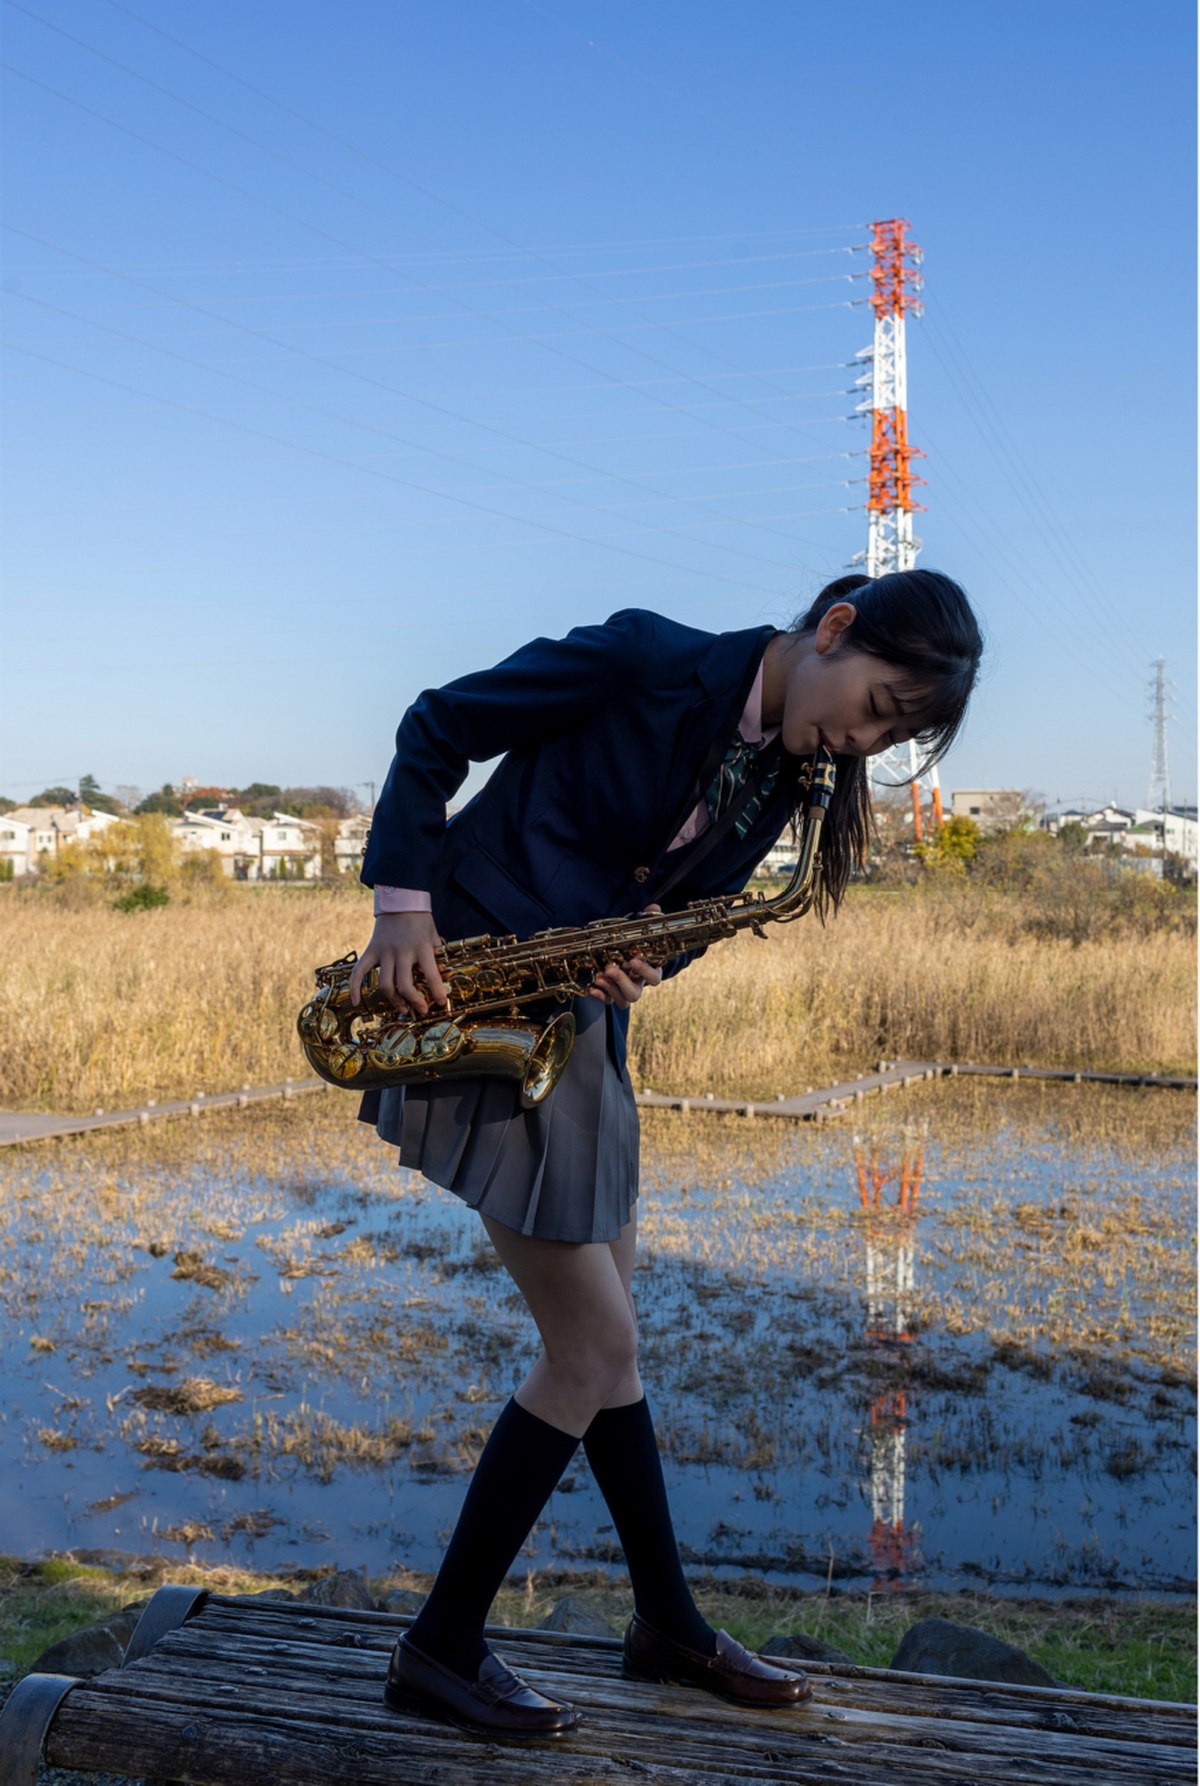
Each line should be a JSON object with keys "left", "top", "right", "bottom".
{"left": 384, "top": 1635, "right": 580, "bottom": 1737}
{"left": 622, "top": 1613, "right": 813, "bottom": 1707}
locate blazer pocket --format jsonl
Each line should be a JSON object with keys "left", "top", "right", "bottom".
{"left": 448, "top": 841, "right": 555, "bottom": 937}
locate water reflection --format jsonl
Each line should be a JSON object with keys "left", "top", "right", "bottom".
{"left": 855, "top": 1131, "right": 924, "bottom": 1591}
{"left": 0, "top": 1090, "right": 1193, "bottom": 1592}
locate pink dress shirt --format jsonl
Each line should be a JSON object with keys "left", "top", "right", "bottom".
{"left": 373, "top": 660, "right": 777, "bottom": 917}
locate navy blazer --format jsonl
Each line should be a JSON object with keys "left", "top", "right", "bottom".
{"left": 361, "top": 608, "right": 800, "bottom": 1074}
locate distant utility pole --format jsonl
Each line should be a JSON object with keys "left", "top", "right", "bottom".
{"left": 1148, "top": 657, "right": 1173, "bottom": 815}
{"left": 855, "top": 218, "right": 940, "bottom": 838}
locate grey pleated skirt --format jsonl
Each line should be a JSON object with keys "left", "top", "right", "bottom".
{"left": 356, "top": 996, "right": 639, "bottom": 1244}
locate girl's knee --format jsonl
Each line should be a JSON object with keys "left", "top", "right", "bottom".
{"left": 551, "top": 1317, "right": 638, "bottom": 1405}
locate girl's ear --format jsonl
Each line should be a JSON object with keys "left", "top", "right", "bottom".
{"left": 814, "top": 601, "right": 857, "bottom": 654}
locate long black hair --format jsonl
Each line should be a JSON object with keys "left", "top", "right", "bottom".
{"left": 786, "top": 568, "right": 984, "bottom": 909}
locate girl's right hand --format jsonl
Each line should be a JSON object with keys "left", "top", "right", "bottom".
{"left": 348, "top": 911, "right": 448, "bottom": 1016}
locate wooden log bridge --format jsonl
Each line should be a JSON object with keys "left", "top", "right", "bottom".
{"left": 0, "top": 1058, "right": 1194, "bottom": 1147}
{"left": 1, "top": 1586, "right": 1194, "bottom": 1785}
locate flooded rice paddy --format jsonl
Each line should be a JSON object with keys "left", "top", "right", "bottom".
{"left": 1, "top": 1081, "right": 1194, "bottom": 1597}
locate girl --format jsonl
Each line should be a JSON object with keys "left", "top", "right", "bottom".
{"left": 351, "top": 568, "right": 983, "bottom": 1737}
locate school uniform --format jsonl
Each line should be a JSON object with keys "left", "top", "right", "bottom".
{"left": 358, "top": 608, "right": 799, "bottom": 1243}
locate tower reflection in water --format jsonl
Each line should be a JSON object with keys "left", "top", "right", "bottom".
{"left": 854, "top": 1127, "right": 925, "bottom": 1590}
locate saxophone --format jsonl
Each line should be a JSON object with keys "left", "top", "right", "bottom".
{"left": 298, "top": 750, "right": 835, "bottom": 1107}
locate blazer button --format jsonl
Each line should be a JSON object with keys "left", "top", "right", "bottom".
{"left": 633, "top": 866, "right": 650, "bottom": 884}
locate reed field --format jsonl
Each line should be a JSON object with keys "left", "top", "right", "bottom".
{"left": 1, "top": 875, "right": 1194, "bottom": 1110}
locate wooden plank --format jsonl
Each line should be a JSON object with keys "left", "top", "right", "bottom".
{"left": 111, "top": 1646, "right": 1190, "bottom": 1781}
{"left": 195, "top": 1600, "right": 1198, "bottom": 1722}
{"left": 3, "top": 1054, "right": 1192, "bottom": 1147}
{"left": 172, "top": 1613, "right": 1196, "bottom": 1744}
{"left": 44, "top": 1682, "right": 1194, "bottom": 1786}
{"left": 42, "top": 1678, "right": 1192, "bottom": 1786}
{"left": 0, "top": 1078, "right": 329, "bottom": 1146}
{"left": 91, "top": 1603, "right": 1198, "bottom": 1769}
{"left": 21, "top": 1596, "right": 1195, "bottom": 1786}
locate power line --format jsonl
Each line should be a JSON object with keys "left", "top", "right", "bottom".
{"left": 3, "top": 227, "right": 850, "bottom": 561}
{"left": 2, "top": 18, "right": 862, "bottom": 462}
{"left": 921, "top": 297, "right": 1137, "bottom": 666}
{"left": 7, "top": 342, "right": 814, "bottom": 596}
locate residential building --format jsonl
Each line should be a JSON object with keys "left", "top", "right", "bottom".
{"left": 245, "top": 812, "right": 323, "bottom": 880}
{"left": 1043, "top": 804, "right": 1198, "bottom": 873}
{"left": 175, "top": 807, "right": 259, "bottom": 879}
{"left": 0, "top": 815, "right": 33, "bottom": 876}
{"left": 1, "top": 804, "right": 121, "bottom": 874}
{"left": 949, "top": 789, "right": 1028, "bottom": 834}
{"left": 175, "top": 807, "right": 322, "bottom": 879}
{"left": 334, "top": 813, "right": 372, "bottom": 876}
{"left": 756, "top": 835, "right": 799, "bottom": 877}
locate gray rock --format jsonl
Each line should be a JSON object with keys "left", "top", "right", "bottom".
{"left": 0, "top": 1658, "right": 16, "bottom": 1680}
{"left": 761, "top": 1630, "right": 855, "bottom": 1666}
{"left": 234, "top": 1587, "right": 298, "bottom": 1603}
{"left": 59, "top": 1548, "right": 165, "bottom": 1577}
{"left": 298, "top": 1570, "right": 375, "bottom": 1610}
{"left": 890, "top": 1617, "right": 1057, "bottom": 1687}
{"left": 539, "top": 1595, "right": 618, "bottom": 1637}
{"left": 379, "top": 1588, "right": 426, "bottom": 1617}
{"left": 30, "top": 1603, "right": 147, "bottom": 1676}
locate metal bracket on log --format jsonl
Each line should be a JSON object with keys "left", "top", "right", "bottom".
{"left": 123, "top": 1583, "right": 210, "bottom": 1665}
{"left": 0, "top": 1672, "right": 81, "bottom": 1786}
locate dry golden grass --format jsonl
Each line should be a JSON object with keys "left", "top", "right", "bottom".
{"left": 1, "top": 880, "right": 1193, "bottom": 1109}
{"left": 635, "top": 889, "right": 1196, "bottom": 1096}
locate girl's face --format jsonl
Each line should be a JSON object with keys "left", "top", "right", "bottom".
{"left": 767, "top": 603, "right": 935, "bottom": 760}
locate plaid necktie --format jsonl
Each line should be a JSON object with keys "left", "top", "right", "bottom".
{"left": 704, "top": 736, "right": 784, "bottom": 841}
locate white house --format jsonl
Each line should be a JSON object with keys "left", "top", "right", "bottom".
{"left": 334, "top": 813, "right": 372, "bottom": 876}
{"left": 1, "top": 804, "right": 120, "bottom": 874}
{"left": 0, "top": 815, "right": 34, "bottom": 876}
{"left": 245, "top": 812, "right": 323, "bottom": 880}
{"left": 174, "top": 807, "right": 259, "bottom": 878}
{"left": 756, "top": 834, "right": 799, "bottom": 878}
{"left": 1043, "top": 804, "right": 1198, "bottom": 874}
{"left": 173, "top": 807, "right": 322, "bottom": 880}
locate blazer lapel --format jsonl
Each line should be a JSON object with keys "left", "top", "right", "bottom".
{"left": 652, "top": 624, "right": 778, "bottom": 863}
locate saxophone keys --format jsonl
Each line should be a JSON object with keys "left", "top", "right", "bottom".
{"left": 325, "top": 1043, "right": 364, "bottom": 1081}
{"left": 367, "top": 1026, "right": 418, "bottom": 1072}
{"left": 418, "top": 1021, "right": 465, "bottom": 1064}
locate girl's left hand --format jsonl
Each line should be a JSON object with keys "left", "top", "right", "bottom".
{"left": 589, "top": 906, "right": 664, "bottom": 1010}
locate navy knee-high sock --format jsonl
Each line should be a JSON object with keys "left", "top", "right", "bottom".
{"left": 405, "top": 1397, "right": 580, "bottom": 1679}
{"left": 583, "top": 1394, "right": 716, "bottom": 1654}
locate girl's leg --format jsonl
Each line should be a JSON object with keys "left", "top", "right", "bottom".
{"left": 585, "top": 1207, "right": 718, "bottom": 1653}
{"left": 403, "top": 1221, "right": 638, "bottom": 1679}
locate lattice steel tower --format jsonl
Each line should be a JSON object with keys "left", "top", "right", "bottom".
{"left": 854, "top": 219, "right": 941, "bottom": 835}
{"left": 858, "top": 218, "right": 925, "bottom": 577}
{"left": 1148, "top": 657, "right": 1173, "bottom": 813}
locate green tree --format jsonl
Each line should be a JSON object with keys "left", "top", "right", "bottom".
{"left": 135, "top": 784, "right": 183, "bottom": 817}
{"left": 1058, "top": 820, "right": 1089, "bottom": 855}
{"left": 77, "top": 773, "right": 121, "bottom": 815}
{"left": 29, "top": 786, "right": 77, "bottom": 807}
{"left": 232, "top": 782, "right": 283, "bottom": 816}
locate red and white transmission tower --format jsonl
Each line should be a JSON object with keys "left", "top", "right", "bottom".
{"left": 854, "top": 1133, "right": 925, "bottom": 1590}
{"left": 854, "top": 219, "right": 943, "bottom": 838}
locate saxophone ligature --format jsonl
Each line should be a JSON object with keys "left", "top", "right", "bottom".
{"left": 298, "top": 749, "right": 835, "bottom": 1107}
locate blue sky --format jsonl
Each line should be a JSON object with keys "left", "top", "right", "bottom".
{"left": 2, "top": 0, "right": 1194, "bottom": 814}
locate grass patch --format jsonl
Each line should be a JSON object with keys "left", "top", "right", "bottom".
{"left": 0, "top": 1554, "right": 1192, "bottom": 1704}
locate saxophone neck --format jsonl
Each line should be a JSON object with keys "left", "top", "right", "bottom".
{"left": 761, "top": 747, "right": 836, "bottom": 918}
